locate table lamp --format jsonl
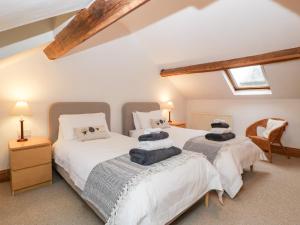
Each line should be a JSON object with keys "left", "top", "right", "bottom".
{"left": 11, "top": 101, "right": 32, "bottom": 142}
{"left": 161, "top": 101, "right": 174, "bottom": 123}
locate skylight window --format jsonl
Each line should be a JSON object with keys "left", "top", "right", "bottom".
{"left": 225, "top": 65, "right": 270, "bottom": 90}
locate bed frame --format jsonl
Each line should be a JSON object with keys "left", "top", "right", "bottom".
{"left": 49, "top": 101, "right": 209, "bottom": 225}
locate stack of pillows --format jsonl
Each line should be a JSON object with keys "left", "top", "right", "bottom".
{"left": 129, "top": 128, "right": 181, "bottom": 165}
{"left": 205, "top": 119, "right": 236, "bottom": 142}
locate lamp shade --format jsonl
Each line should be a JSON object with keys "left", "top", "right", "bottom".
{"left": 160, "top": 101, "right": 174, "bottom": 110}
{"left": 11, "top": 101, "right": 32, "bottom": 116}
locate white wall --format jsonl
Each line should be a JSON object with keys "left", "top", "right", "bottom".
{"left": 0, "top": 28, "right": 186, "bottom": 170}
{"left": 187, "top": 99, "right": 300, "bottom": 149}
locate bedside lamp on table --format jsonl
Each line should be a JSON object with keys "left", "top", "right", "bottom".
{"left": 161, "top": 101, "right": 174, "bottom": 123}
{"left": 11, "top": 101, "right": 32, "bottom": 142}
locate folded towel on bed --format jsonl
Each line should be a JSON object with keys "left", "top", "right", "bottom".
{"left": 137, "top": 137, "right": 173, "bottom": 150}
{"left": 210, "top": 127, "right": 232, "bottom": 134}
{"left": 211, "top": 122, "right": 230, "bottom": 128}
{"left": 129, "top": 146, "right": 182, "bottom": 165}
{"left": 138, "top": 131, "right": 169, "bottom": 142}
{"left": 212, "top": 119, "right": 226, "bottom": 123}
{"left": 205, "top": 132, "right": 236, "bottom": 142}
{"left": 144, "top": 128, "right": 162, "bottom": 134}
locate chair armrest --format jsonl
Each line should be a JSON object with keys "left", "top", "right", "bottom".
{"left": 248, "top": 135, "right": 270, "bottom": 150}
{"left": 246, "top": 119, "right": 267, "bottom": 137}
{"left": 269, "top": 126, "right": 285, "bottom": 143}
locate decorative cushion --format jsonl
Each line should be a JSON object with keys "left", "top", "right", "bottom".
{"left": 74, "top": 125, "right": 110, "bottom": 141}
{"left": 151, "top": 118, "right": 170, "bottom": 129}
{"left": 263, "top": 119, "right": 286, "bottom": 139}
{"left": 136, "top": 110, "right": 163, "bottom": 129}
{"left": 59, "top": 113, "right": 108, "bottom": 140}
{"left": 256, "top": 126, "right": 266, "bottom": 138}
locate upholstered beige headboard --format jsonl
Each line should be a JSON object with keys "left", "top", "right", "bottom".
{"left": 122, "top": 102, "right": 160, "bottom": 136}
{"left": 49, "top": 102, "right": 110, "bottom": 143}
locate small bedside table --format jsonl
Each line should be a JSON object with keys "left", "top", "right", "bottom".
{"left": 9, "top": 137, "right": 52, "bottom": 195}
{"left": 169, "top": 121, "right": 186, "bottom": 128}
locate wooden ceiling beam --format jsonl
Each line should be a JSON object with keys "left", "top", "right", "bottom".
{"left": 44, "top": 0, "right": 150, "bottom": 60}
{"left": 160, "top": 47, "right": 300, "bottom": 77}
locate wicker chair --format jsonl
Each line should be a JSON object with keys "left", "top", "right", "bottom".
{"left": 246, "top": 118, "right": 289, "bottom": 163}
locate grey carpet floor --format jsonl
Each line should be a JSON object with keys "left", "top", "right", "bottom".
{"left": 1, "top": 154, "right": 299, "bottom": 225}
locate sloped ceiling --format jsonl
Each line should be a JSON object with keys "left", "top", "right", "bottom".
{"left": 0, "top": 0, "right": 93, "bottom": 32}
{"left": 120, "top": 0, "right": 300, "bottom": 99}
{"left": 0, "top": 0, "right": 300, "bottom": 99}
{"left": 167, "top": 61, "right": 300, "bottom": 99}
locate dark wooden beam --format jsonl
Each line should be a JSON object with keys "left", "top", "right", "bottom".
{"left": 160, "top": 47, "right": 300, "bottom": 77}
{"left": 44, "top": 0, "right": 150, "bottom": 60}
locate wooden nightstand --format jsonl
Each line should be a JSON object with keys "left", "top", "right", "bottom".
{"left": 9, "top": 137, "right": 52, "bottom": 195}
{"left": 169, "top": 121, "right": 186, "bottom": 128}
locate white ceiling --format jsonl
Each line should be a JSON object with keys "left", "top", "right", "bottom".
{"left": 0, "top": 0, "right": 300, "bottom": 99}
{"left": 0, "top": 0, "right": 93, "bottom": 32}
{"left": 121, "top": 0, "right": 300, "bottom": 66}
{"left": 120, "top": 0, "right": 300, "bottom": 99}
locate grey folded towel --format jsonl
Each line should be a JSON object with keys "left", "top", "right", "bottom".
{"left": 211, "top": 122, "right": 230, "bottom": 128}
{"left": 129, "top": 146, "right": 182, "bottom": 165}
{"left": 205, "top": 132, "right": 235, "bottom": 142}
{"left": 138, "top": 131, "right": 169, "bottom": 142}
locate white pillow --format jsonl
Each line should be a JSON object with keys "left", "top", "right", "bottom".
{"left": 59, "top": 113, "right": 109, "bottom": 140}
{"left": 256, "top": 126, "right": 266, "bottom": 137}
{"left": 263, "top": 119, "right": 286, "bottom": 139}
{"left": 132, "top": 112, "right": 141, "bottom": 129}
{"left": 57, "top": 124, "right": 64, "bottom": 140}
{"left": 136, "top": 110, "right": 162, "bottom": 129}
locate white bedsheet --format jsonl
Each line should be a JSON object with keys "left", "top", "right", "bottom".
{"left": 53, "top": 132, "right": 223, "bottom": 225}
{"left": 130, "top": 127, "right": 267, "bottom": 198}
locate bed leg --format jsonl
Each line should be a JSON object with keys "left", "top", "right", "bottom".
{"left": 250, "top": 165, "right": 254, "bottom": 172}
{"left": 205, "top": 192, "right": 209, "bottom": 208}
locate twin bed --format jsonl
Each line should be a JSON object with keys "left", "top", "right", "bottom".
{"left": 123, "top": 102, "right": 267, "bottom": 199}
{"left": 50, "top": 102, "right": 266, "bottom": 225}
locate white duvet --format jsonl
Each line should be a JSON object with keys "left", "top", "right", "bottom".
{"left": 53, "top": 132, "right": 223, "bottom": 225}
{"left": 130, "top": 127, "right": 267, "bottom": 198}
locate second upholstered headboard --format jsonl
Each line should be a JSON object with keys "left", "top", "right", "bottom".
{"left": 122, "top": 102, "right": 160, "bottom": 136}
{"left": 49, "top": 102, "right": 111, "bottom": 143}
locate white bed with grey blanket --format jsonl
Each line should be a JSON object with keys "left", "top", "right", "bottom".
{"left": 123, "top": 101, "right": 267, "bottom": 199}
{"left": 130, "top": 126, "right": 267, "bottom": 198}
{"left": 50, "top": 102, "right": 223, "bottom": 225}
{"left": 54, "top": 133, "right": 223, "bottom": 225}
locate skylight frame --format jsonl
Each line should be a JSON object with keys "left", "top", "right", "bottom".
{"left": 225, "top": 65, "right": 271, "bottom": 91}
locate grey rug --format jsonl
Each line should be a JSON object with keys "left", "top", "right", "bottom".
{"left": 1, "top": 154, "right": 299, "bottom": 225}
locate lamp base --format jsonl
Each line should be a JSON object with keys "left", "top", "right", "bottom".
{"left": 17, "top": 138, "right": 28, "bottom": 142}
{"left": 168, "top": 111, "right": 172, "bottom": 123}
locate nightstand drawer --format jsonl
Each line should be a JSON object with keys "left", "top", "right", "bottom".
{"left": 10, "top": 146, "right": 51, "bottom": 170}
{"left": 169, "top": 122, "right": 186, "bottom": 128}
{"left": 11, "top": 163, "right": 52, "bottom": 191}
